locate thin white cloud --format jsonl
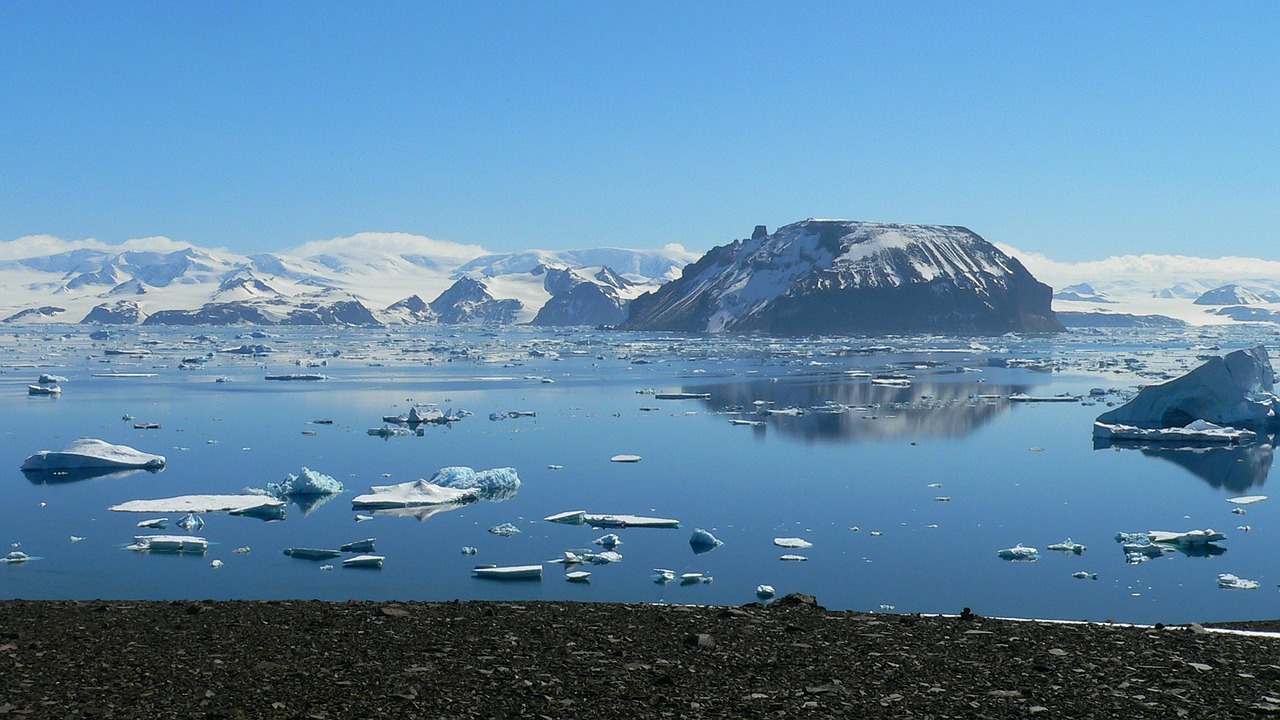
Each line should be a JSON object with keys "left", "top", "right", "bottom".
{"left": 283, "top": 232, "right": 488, "bottom": 263}
{"left": 997, "top": 243, "right": 1280, "bottom": 289}
{"left": 0, "top": 234, "right": 199, "bottom": 261}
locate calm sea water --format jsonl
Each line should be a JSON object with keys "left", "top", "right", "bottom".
{"left": 2, "top": 325, "right": 1278, "bottom": 624}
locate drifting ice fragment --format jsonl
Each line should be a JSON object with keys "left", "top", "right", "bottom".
{"left": 997, "top": 543, "right": 1039, "bottom": 561}
{"left": 177, "top": 514, "right": 204, "bottom": 532}
{"left": 355, "top": 515, "right": 373, "bottom": 522}
{"left": 428, "top": 466, "right": 521, "bottom": 502}
{"left": 22, "top": 438, "right": 166, "bottom": 472}
{"left": 680, "top": 572, "right": 712, "bottom": 584}
{"left": 756, "top": 585, "right": 776, "bottom": 599}
{"left": 111, "top": 495, "right": 287, "bottom": 516}
{"left": 210, "top": 560, "right": 224, "bottom": 569}
{"left": 689, "top": 528, "right": 723, "bottom": 553}
{"left": 779, "top": 554, "right": 808, "bottom": 561}
{"left": 1072, "top": 571, "right": 1099, "bottom": 580}
{"left": 1148, "top": 529, "right": 1227, "bottom": 547}
{"left": 351, "top": 479, "right": 476, "bottom": 509}
{"left": 137, "top": 518, "right": 168, "bottom": 529}
{"left": 591, "top": 551, "right": 623, "bottom": 565}
{"left": 340, "top": 538, "right": 376, "bottom": 553}
{"left": 565, "top": 571, "right": 591, "bottom": 583}
{"left": 472, "top": 564, "right": 542, "bottom": 580}
{"left": 284, "top": 548, "right": 342, "bottom": 560}
{"left": 128, "top": 535, "right": 208, "bottom": 553}
{"left": 593, "top": 533, "right": 621, "bottom": 549}
{"left": 489, "top": 523, "right": 521, "bottom": 537}
{"left": 1217, "top": 573, "right": 1260, "bottom": 590}
{"left": 651, "top": 568, "right": 676, "bottom": 583}
{"left": 610, "top": 455, "right": 642, "bottom": 463}
{"left": 1093, "top": 420, "right": 1256, "bottom": 445}
{"left": 773, "top": 537, "right": 813, "bottom": 549}
{"left": 342, "top": 555, "right": 384, "bottom": 569}
{"left": 0, "top": 551, "right": 29, "bottom": 563}
{"left": 1046, "top": 539, "right": 1087, "bottom": 554}
{"left": 1227, "top": 495, "right": 1267, "bottom": 505}
{"left": 461, "top": 546, "right": 477, "bottom": 555}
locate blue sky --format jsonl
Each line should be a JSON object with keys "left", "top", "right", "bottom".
{"left": 1, "top": 2, "right": 1276, "bottom": 260}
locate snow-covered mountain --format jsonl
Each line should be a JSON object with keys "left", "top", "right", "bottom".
{"left": 1193, "top": 284, "right": 1266, "bottom": 306}
{"left": 0, "top": 233, "right": 695, "bottom": 327}
{"left": 622, "top": 220, "right": 1060, "bottom": 335}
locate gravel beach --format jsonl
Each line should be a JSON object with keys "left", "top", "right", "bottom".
{"left": 1, "top": 596, "right": 1278, "bottom": 719}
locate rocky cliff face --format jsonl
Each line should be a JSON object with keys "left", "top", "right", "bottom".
{"left": 429, "top": 278, "right": 522, "bottom": 324}
{"left": 622, "top": 219, "right": 1061, "bottom": 335}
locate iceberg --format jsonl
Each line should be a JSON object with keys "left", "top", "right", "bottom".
{"left": 489, "top": 522, "right": 520, "bottom": 537}
{"left": 773, "top": 537, "right": 814, "bottom": 549}
{"left": 1148, "top": 529, "right": 1227, "bottom": 547}
{"left": 593, "top": 533, "right": 621, "bottom": 549}
{"left": 1095, "top": 346, "right": 1279, "bottom": 430}
{"left": 266, "top": 467, "right": 345, "bottom": 498}
{"left": 22, "top": 438, "right": 165, "bottom": 472}
{"left": 1046, "top": 538, "right": 1087, "bottom": 554}
{"left": 428, "top": 466, "right": 521, "bottom": 502}
{"left": 756, "top": 584, "right": 776, "bottom": 599}
{"left": 689, "top": 528, "right": 723, "bottom": 553}
{"left": 1, "top": 551, "right": 30, "bottom": 564}
{"left": 996, "top": 543, "right": 1039, "bottom": 561}
{"left": 1092, "top": 420, "right": 1257, "bottom": 445}
{"left": 111, "top": 495, "right": 286, "bottom": 515}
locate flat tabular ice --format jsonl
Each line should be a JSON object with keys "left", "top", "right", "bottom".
{"left": 128, "top": 535, "right": 208, "bottom": 553}
{"left": 1093, "top": 420, "right": 1257, "bottom": 445}
{"left": 1095, "top": 346, "right": 1279, "bottom": 430}
{"left": 21, "top": 438, "right": 165, "bottom": 471}
{"left": 773, "top": 537, "right": 814, "bottom": 549}
{"left": 1227, "top": 495, "right": 1268, "bottom": 505}
{"left": 610, "top": 454, "right": 642, "bottom": 463}
{"left": 111, "top": 495, "right": 286, "bottom": 515}
{"left": 1046, "top": 539, "right": 1087, "bottom": 554}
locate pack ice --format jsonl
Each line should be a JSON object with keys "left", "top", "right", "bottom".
{"left": 266, "top": 467, "right": 345, "bottom": 497}
{"left": 21, "top": 438, "right": 166, "bottom": 471}
{"left": 351, "top": 467, "right": 520, "bottom": 509}
{"left": 1094, "top": 346, "right": 1279, "bottom": 431}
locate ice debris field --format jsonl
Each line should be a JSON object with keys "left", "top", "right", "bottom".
{"left": 5, "top": 325, "right": 1280, "bottom": 624}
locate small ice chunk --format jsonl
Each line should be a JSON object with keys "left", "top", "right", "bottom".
{"left": 319, "top": 564, "right": 334, "bottom": 571}
{"left": 593, "top": 533, "right": 621, "bottom": 549}
{"left": 651, "top": 568, "right": 675, "bottom": 583}
{"left": 1072, "top": 571, "right": 1098, "bottom": 580}
{"left": 680, "top": 572, "right": 710, "bottom": 584}
{"left": 926, "top": 483, "right": 943, "bottom": 489}
{"left": 137, "top": 518, "right": 168, "bottom": 529}
{"left": 773, "top": 537, "right": 812, "bottom": 549}
{"left": 779, "top": 554, "right": 808, "bottom": 561}
{"left": 1231, "top": 507, "right": 1247, "bottom": 515}
{"left": 756, "top": 584, "right": 776, "bottom": 599}
{"left": 343, "top": 555, "right": 384, "bottom": 569}
{"left": 210, "top": 559, "right": 224, "bottom": 569}
{"left": 610, "top": 454, "right": 642, "bottom": 463}
{"left": 355, "top": 514, "right": 373, "bottom": 522}
{"left": 176, "top": 514, "right": 204, "bottom": 532}
{"left": 1217, "top": 573, "right": 1260, "bottom": 590}
{"left": 1227, "top": 495, "right": 1267, "bottom": 505}
{"left": 69, "top": 536, "right": 85, "bottom": 543}
{"left": 997, "top": 543, "right": 1038, "bottom": 561}
{"left": 340, "top": 538, "right": 376, "bottom": 553}
{"left": 565, "top": 571, "right": 591, "bottom": 583}
{"left": 233, "top": 547, "right": 250, "bottom": 554}
{"left": 461, "top": 546, "right": 478, "bottom": 555}
{"left": 489, "top": 522, "right": 521, "bottom": 537}
{"left": 1, "top": 551, "right": 30, "bottom": 563}
{"left": 590, "top": 551, "right": 623, "bottom": 565}
{"left": 1046, "top": 538, "right": 1087, "bottom": 554}
{"left": 689, "top": 528, "right": 723, "bottom": 553}
{"left": 129, "top": 535, "right": 208, "bottom": 553}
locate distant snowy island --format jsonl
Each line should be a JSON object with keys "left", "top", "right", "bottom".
{"left": 4, "top": 221, "right": 1280, "bottom": 333}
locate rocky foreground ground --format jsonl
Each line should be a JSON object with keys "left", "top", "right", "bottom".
{"left": 1, "top": 596, "right": 1278, "bottom": 719}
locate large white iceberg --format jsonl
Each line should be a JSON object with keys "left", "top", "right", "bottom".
{"left": 1095, "top": 346, "right": 1279, "bottom": 430}
{"left": 428, "top": 466, "right": 521, "bottom": 501}
{"left": 22, "top": 438, "right": 165, "bottom": 471}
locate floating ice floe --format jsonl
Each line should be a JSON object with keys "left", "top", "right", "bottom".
{"left": 1096, "top": 346, "right": 1279, "bottom": 430}
{"left": 264, "top": 373, "right": 328, "bottom": 381}
{"left": 342, "top": 555, "right": 384, "bottom": 569}
{"left": 680, "top": 572, "right": 712, "bottom": 584}
{"left": 111, "top": 495, "right": 286, "bottom": 517}
{"left": 472, "top": 564, "right": 542, "bottom": 580}
{"left": 0, "top": 551, "right": 30, "bottom": 563}
{"left": 1072, "top": 571, "right": 1098, "bottom": 580}
{"left": 489, "top": 522, "right": 521, "bottom": 537}
{"left": 610, "top": 454, "right": 642, "bottom": 463}
{"left": 136, "top": 518, "right": 168, "bottom": 529}
{"left": 689, "top": 528, "right": 723, "bottom": 553}
{"left": 351, "top": 479, "right": 476, "bottom": 509}
{"left": 729, "top": 419, "right": 765, "bottom": 427}
{"left": 1092, "top": 420, "right": 1257, "bottom": 445}
{"left": 367, "top": 426, "right": 416, "bottom": 438}
{"left": 756, "top": 584, "right": 776, "bottom": 599}
{"left": 28, "top": 384, "right": 60, "bottom": 396}
{"left": 997, "top": 543, "right": 1039, "bottom": 561}
{"left": 1227, "top": 495, "right": 1268, "bottom": 505}
{"left": 341, "top": 538, "right": 376, "bottom": 553}
{"left": 38, "top": 374, "right": 68, "bottom": 384}
{"left": 284, "top": 548, "right": 342, "bottom": 560}
{"left": 1046, "top": 538, "right": 1087, "bottom": 554}
{"left": 773, "top": 537, "right": 813, "bottom": 549}
{"left": 128, "top": 535, "right": 208, "bottom": 553}
{"left": 1148, "top": 529, "right": 1227, "bottom": 547}
{"left": 1217, "top": 573, "right": 1260, "bottom": 590}
{"left": 544, "top": 511, "right": 680, "bottom": 529}
{"left": 429, "top": 466, "right": 521, "bottom": 502}
{"left": 1008, "top": 393, "right": 1079, "bottom": 403}
{"left": 593, "top": 533, "right": 621, "bottom": 549}
{"left": 779, "top": 554, "right": 808, "bottom": 562}
{"left": 565, "top": 570, "right": 591, "bottom": 583}
{"left": 22, "top": 438, "right": 166, "bottom": 472}
{"left": 651, "top": 568, "right": 676, "bottom": 583}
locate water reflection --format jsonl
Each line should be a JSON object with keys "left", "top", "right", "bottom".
{"left": 681, "top": 376, "right": 1029, "bottom": 442}
{"left": 22, "top": 467, "right": 162, "bottom": 485}
{"left": 1094, "top": 438, "right": 1275, "bottom": 493}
